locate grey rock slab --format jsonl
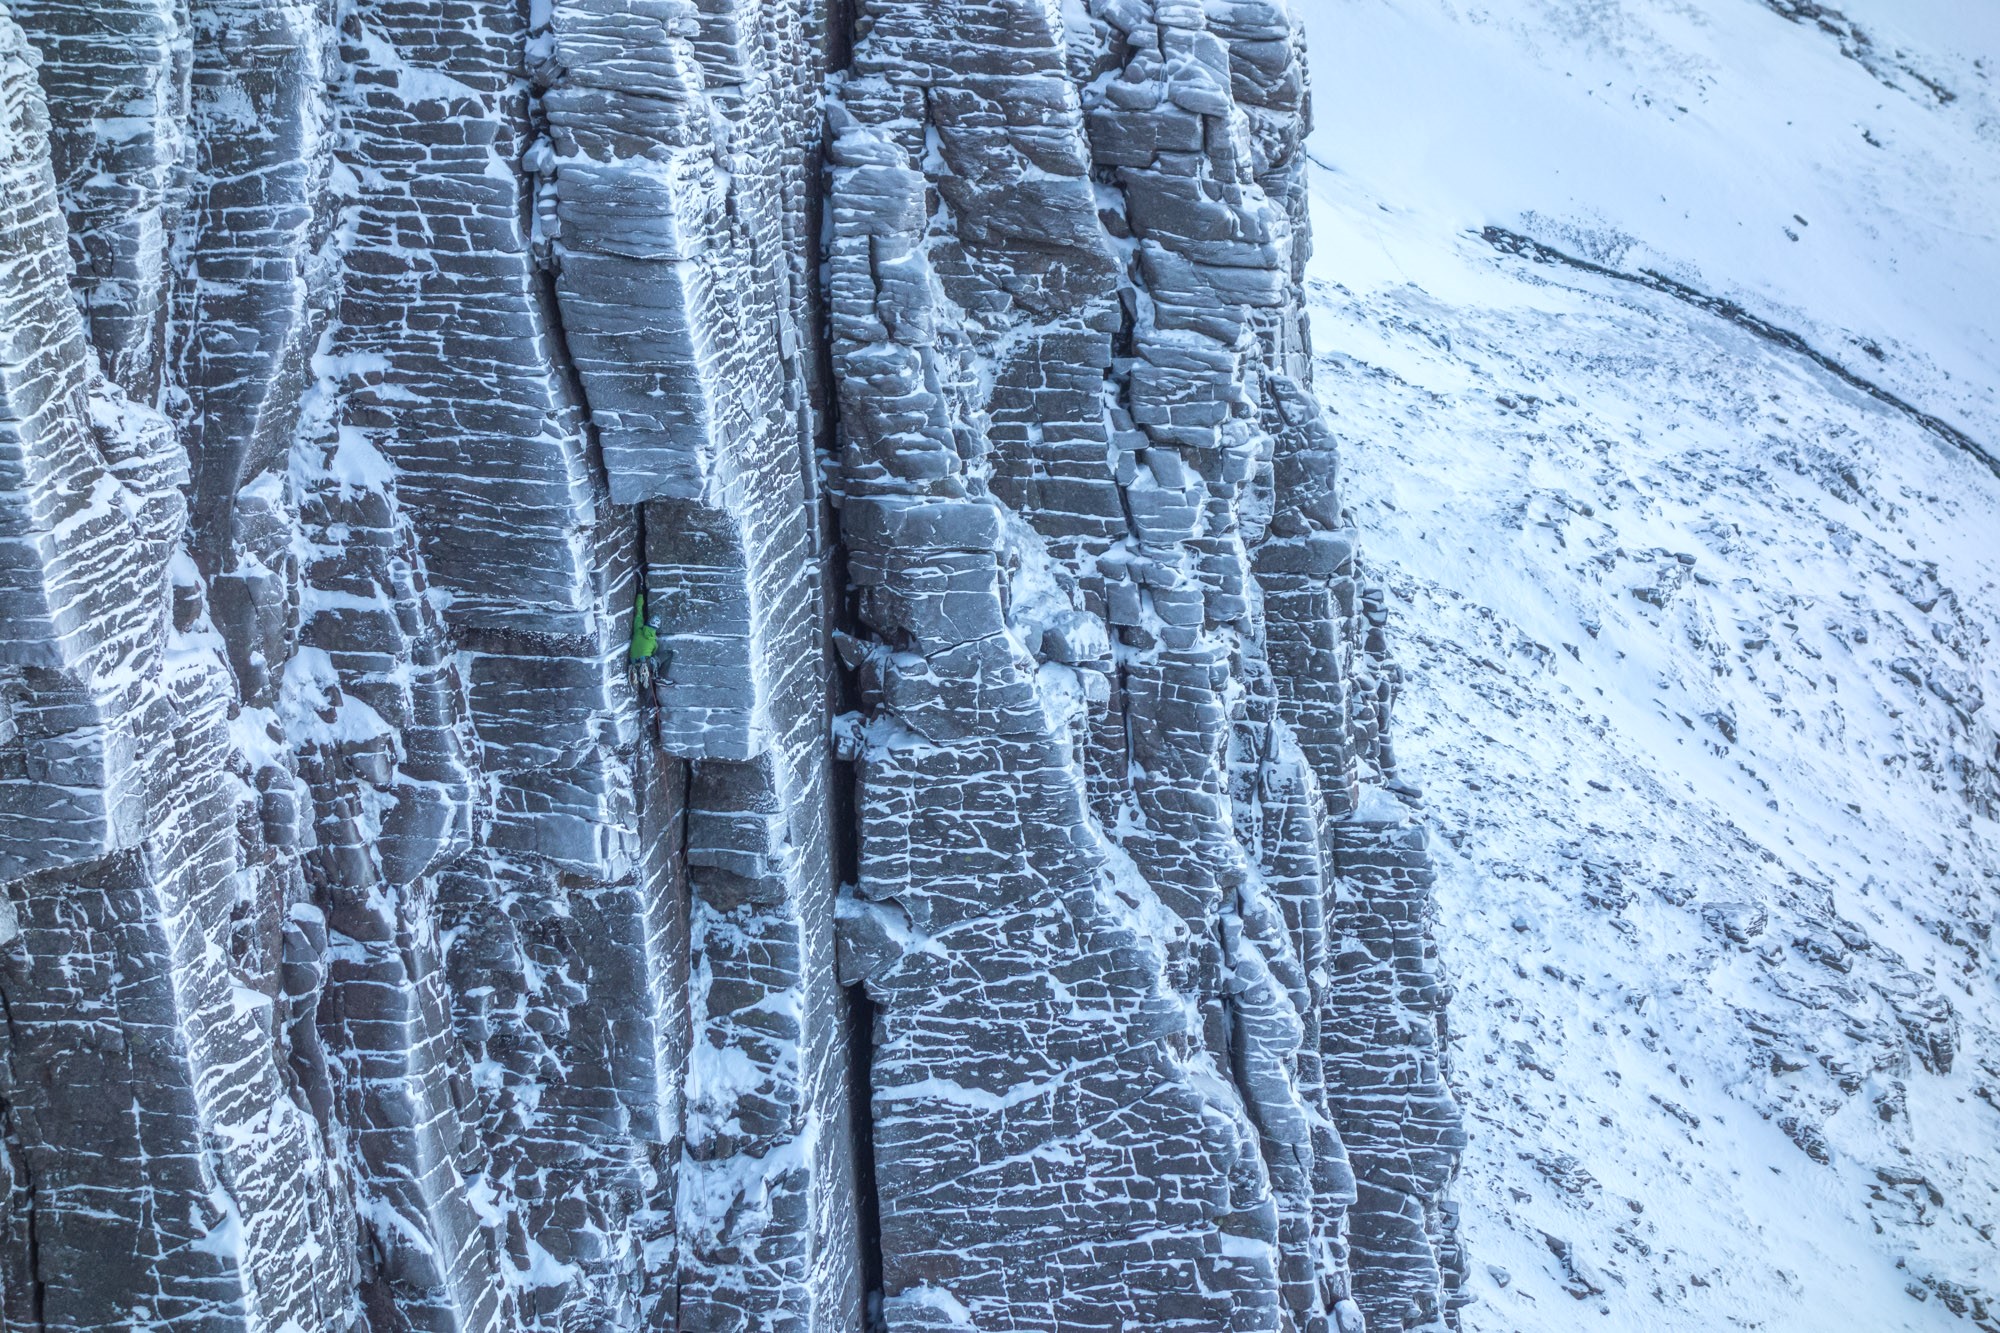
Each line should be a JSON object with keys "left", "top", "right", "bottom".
{"left": 0, "top": 0, "right": 1460, "bottom": 1325}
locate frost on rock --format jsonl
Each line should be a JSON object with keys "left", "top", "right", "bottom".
{"left": 827, "top": 0, "right": 1461, "bottom": 1326}
{"left": 0, "top": 0, "right": 1459, "bottom": 1326}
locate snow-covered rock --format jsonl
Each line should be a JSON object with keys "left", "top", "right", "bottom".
{"left": 0, "top": 0, "right": 1461, "bottom": 1327}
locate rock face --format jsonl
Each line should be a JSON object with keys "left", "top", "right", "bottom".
{"left": 0, "top": 0, "right": 1462, "bottom": 1327}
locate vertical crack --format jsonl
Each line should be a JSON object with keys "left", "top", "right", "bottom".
{"left": 817, "top": 5, "right": 881, "bottom": 1312}
{"left": 826, "top": 0, "right": 856, "bottom": 76}
{"left": 843, "top": 975, "right": 884, "bottom": 1330}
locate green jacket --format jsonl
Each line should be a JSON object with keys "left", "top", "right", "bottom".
{"left": 629, "top": 590, "right": 658, "bottom": 661}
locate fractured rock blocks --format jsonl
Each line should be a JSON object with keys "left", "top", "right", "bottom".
{"left": 830, "top": 0, "right": 1462, "bottom": 1326}
{"left": 0, "top": 0, "right": 1459, "bottom": 1326}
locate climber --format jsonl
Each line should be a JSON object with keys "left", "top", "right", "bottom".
{"left": 629, "top": 587, "right": 663, "bottom": 693}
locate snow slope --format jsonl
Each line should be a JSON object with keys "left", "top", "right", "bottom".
{"left": 1299, "top": 0, "right": 2000, "bottom": 445}
{"left": 1294, "top": 0, "right": 2000, "bottom": 1328}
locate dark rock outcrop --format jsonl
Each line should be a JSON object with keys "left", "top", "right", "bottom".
{"left": 0, "top": 0, "right": 1462, "bottom": 1327}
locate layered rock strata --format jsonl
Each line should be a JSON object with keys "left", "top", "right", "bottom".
{"left": 0, "top": 0, "right": 1462, "bottom": 1327}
